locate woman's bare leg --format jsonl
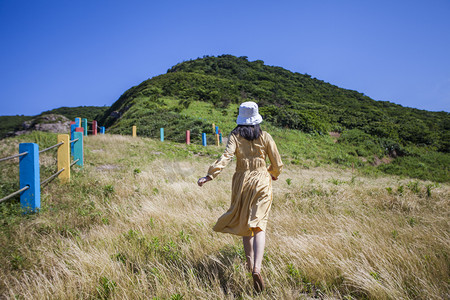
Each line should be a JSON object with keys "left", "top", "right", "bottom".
{"left": 252, "top": 229, "right": 265, "bottom": 274}
{"left": 242, "top": 235, "right": 254, "bottom": 272}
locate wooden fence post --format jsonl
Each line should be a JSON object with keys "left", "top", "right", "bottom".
{"left": 92, "top": 120, "right": 97, "bottom": 135}
{"left": 73, "top": 131, "right": 83, "bottom": 167}
{"left": 19, "top": 143, "right": 40, "bottom": 212}
{"left": 186, "top": 130, "right": 190, "bottom": 145}
{"left": 57, "top": 134, "right": 70, "bottom": 183}
{"left": 100, "top": 126, "right": 105, "bottom": 134}
{"left": 69, "top": 121, "right": 75, "bottom": 133}
{"left": 160, "top": 128, "right": 164, "bottom": 141}
{"left": 202, "top": 133, "right": 207, "bottom": 146}
{"left": 75, "top": 117, "right": 81, "bottom": 127}
{"left": 215, "top": 126, "right": 219, "bottom": 146}
{"left": 70, "top": 123, "right": 77, "bottom": 153}
{"left": 132, "top": 125, "right": 137, "bottom": 137}
{"left": 82, "top": 118, "right": 88, "bottom": 136}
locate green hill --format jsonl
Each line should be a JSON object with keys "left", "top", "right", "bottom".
{"left": 99, "top": 55, "right": 448, "bottom": 149}
{"left": 97, "top": 55, "right": 449, "bottom": 182}
{"left": 0, "top": 106, "right": 109, "bottom": 139}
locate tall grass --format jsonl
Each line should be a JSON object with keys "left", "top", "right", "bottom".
{"left": 0, "top": 134, "right": 448, "bottom": 299}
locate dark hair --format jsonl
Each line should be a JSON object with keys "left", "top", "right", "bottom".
{"left": 231, "top": 124, "right": 262, "bottom": 141}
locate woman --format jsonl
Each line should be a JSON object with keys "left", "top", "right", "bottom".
{"left": 197, "top": 101, "right": 283, "bottom": 293}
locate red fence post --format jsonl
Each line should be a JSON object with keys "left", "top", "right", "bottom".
{"left": 92, "top": 120, "right": 97, "bottom": 135}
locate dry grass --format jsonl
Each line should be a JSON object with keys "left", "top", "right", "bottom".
{"left": 0, "top": 134, "right": 449, "bottom": 299}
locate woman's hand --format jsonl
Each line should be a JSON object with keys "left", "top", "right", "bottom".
{"left": 197, "top": 176, "right": 212, "bottom": 187}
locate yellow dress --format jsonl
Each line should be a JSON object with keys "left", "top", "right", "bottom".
{"left": 207, "top": 131, "right": 283, "bottom": 236}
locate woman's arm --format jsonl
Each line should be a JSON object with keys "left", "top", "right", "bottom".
{"left": 197, "top": 134, "right": 237, "bottom": 187}
{"left": 265, "top": 132, "right": 283, "bottom": 180}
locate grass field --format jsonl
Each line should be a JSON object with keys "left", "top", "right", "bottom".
{"left": 0, "top": 133, "right": 449, "bottom": 299}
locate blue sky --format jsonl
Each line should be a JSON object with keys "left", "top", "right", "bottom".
{"left": 1, "top": 0, "right": 449, "bottom": 116}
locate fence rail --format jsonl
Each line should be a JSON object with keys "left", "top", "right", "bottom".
{"left": 0, "top": 127, "right": 85, "bottom": 211}
{"left": 130, "top": 124, "right": 222, "bottom": 146}
{"left": 0, "top": 186, "right": 30, "bottom": 204}
{"left": 0, "top": 151, "right": 28, "bottom": 163}
{"left": 39, "top": 141, "right": 64, "bottom": 153}
{"left": 1, "top": 115, "right": 222, "bottom": 212}
{"left": 70, "top": 159, "right": 80, "bottom": 167}
{"left": 41, "top": 168, "right": 65, "bottom": 186}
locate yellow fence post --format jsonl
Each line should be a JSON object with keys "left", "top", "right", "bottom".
{"left": 132, "top": 126, "right": 137, "bottom": 137}
{"left": 215, "top": 134, "right": 220, "bottom": 146}
{"left": 57, "top": 134, "right": 70, "bottom": 183}
{"left": 212, "top": 123, "right": 215, "bottom": 134}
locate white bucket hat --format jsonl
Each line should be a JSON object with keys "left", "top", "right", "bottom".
{"left": 236, "top": 101, "right": 263, "bottom": 125}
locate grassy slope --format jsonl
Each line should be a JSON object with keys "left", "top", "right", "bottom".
{"left": 107, "top": 99, "right": 449, "bottom": 182}
{"left": 0, "top": 133, "right": 448, "bottom": 299}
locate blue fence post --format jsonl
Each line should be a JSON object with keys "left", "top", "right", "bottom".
{"left": 215, "top": 126, "right": 219, "bottom": 134}
{"left": 100, "top": 126, "right": 105, "bottom": 134}
{"left": 160, "top": 128, "right": 164, "bottom": 142}
{"left": 70, "top": 124, "right": 77, "bottom": 153}
{"left": 19, "top": 143, "right": 40, "bottom": 212}
{"left": 202, "top": 133, "right": 207, "bottom": 146}
{"left": 219, "top": 132, "right": 223, "bottom": 144}
{"left": 73, "top": 132, "right": 83, "bottom": 167}
{"left": 75, "top": 117, "right": 81, "bottom": 127}
{"left": 82, "top": 118, "right": 88, "bottom": 136}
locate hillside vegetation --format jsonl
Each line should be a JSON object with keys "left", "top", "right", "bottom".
{"left": 96, "top": 55, "right": 449, "bottom": 182}
{"left": 0, "top": 115, "right": 33, "bottom": 139}
{"left": 0, "top": 106, "right": 108, "bottom": 139}
{"left": 39, "top": 105, "right": 109, "bottom": 122}
{"left": 0, "top": 132, "right": 448, "bottom": 299}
